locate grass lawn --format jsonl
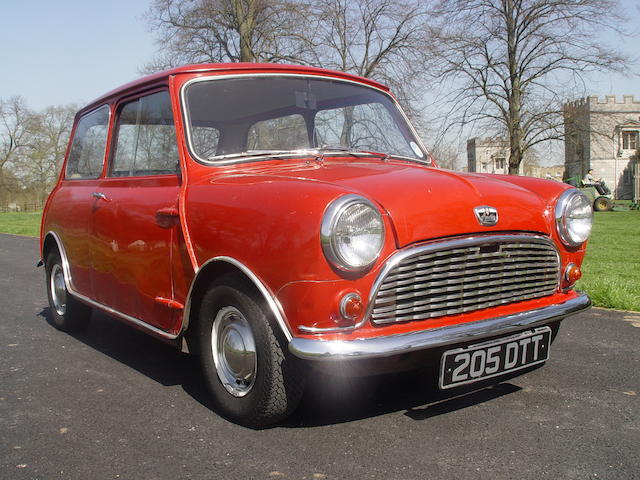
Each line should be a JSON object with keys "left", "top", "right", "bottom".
{"left": 0, "top": 211, "right": 42, "bottom": 237}
{"left": 1, "top": 209, "right": 637, "bottom": 311}
{"left": 577, "top": 210, "right": 640, "bottom": 312}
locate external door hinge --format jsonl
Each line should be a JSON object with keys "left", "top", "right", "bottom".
{"left": 154, "top": 297, "right": 184, "bottom": 310}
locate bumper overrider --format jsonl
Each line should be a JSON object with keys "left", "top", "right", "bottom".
{"left": 289, "top": 292, "right": 590, "bottom": 361}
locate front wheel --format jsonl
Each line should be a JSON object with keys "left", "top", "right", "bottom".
{"left": 45, "top": 250, "right": 91, "bottom": 332}
{"left": 198, "top": 277, "right": 305, "bottom": 427}
{"left": 593, "top": 196, "right": 613, "bottom": 212}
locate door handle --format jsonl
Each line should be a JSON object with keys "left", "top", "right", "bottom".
{"left": 91, "top": 192, "right": 110, "bottom": 202}
{"left": 155, "top": 207, "right": 180, "bottom": 229}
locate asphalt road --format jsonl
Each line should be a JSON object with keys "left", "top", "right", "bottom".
{"left": 1, "top": 233, "right": 639, "bottom": 480}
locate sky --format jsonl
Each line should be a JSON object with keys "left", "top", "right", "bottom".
{"left": 0, "top": 0, "right": 157, "bottom": 110}
{"left": 1, "top": 0, "right": 640, "bottom": 111}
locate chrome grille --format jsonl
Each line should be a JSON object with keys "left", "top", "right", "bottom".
{"left": 370, "top": 236, "right": 560, "bottom": 325}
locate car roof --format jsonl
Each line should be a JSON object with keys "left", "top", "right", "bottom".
{"left": 80, "top": 63, "right": 390, "bottom": 115}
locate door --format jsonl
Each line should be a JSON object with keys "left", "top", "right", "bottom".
{"left": 89, "top": 90, "right": 181, "bottom": 331}
{"left": 54, "top": 105, "right": 110, "bottom": 298}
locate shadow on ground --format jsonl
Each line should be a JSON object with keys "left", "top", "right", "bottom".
{"left": 39, "top": 306, "right": 524, "bottom": 429}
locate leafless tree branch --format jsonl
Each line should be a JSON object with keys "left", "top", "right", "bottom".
{"left": 428, "top": 0, "right": 630, "bottom": 173}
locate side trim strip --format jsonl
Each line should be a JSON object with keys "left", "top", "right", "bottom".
{"left": 70, "top": 289, "right": 180, "bottom": 340}
{"left": 45, "top": 231, "right": 179, "bottom": 340}
{"left": 288, "top": 292, "right": 590, "bottom": 361}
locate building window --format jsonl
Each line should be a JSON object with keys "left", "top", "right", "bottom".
{"left": 494, "top": 157, "right": 506, "bottom": 170}
{"left": 622, "top": 131, "right": 638, "bottom": 150}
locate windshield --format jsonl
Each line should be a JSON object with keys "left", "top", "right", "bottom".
{"left": 183, "top": 75, "right": 428, "bottom": 163}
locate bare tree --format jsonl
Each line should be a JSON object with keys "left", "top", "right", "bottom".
{"left": 429, "top": 0, "right": 628, "bottom": 174}
{"left": 428, "top": 141, "right": 463, "bottom": 170}
{"left": 143, "top": 0, "right": 310, "bottom": 70}
{"left": 19, "top": 105, "right": 76, "bottom": 204}
{"left": 302, "top": 0, "right": 430, "bottom": 116}
{"left": 1, "top": 99, "right": 76, "bottom": 207}
{"left": 0, "top": 97, "right": 36, "bottom": 196}
{"left": 144, "top": 0, "right": 433, "bottom": 119}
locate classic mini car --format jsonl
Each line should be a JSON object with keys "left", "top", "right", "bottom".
{"left": 40, "top": 63, "right": 592, "bottom": 426}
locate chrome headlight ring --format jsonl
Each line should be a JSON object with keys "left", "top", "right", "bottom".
{"left": 321, "top": 194, "right": 385, "bottom": 273}
{"left": 555, "top": 189, "right": 593, "bottom": 248}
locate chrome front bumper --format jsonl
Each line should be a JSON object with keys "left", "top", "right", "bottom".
{"left": 288, "top": 292, "right": 591, "bottom": 361}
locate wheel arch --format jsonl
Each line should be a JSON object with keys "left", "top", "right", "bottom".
{"left": 42, "top": 231, "right": 61, "bottom": 259}
{"left": 181, "top": 257, "right": 293, "bottom": 354}
{"left": 42, "top": 231, "right": 73, "bottom": 291}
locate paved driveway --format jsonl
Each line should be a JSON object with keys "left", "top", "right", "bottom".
{"left": 1, "top": 233, "right": 638, "bottom": 479}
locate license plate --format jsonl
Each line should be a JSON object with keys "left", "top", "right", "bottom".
{"left": 439, "top": 327, "right": 551, "bottom": 389}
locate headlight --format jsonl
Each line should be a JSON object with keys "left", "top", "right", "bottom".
{"left": 321, "top": 195, "right": 384, "bottom": 272}
{"left": 555, "top": 189, "right": 592, "bottom": 247}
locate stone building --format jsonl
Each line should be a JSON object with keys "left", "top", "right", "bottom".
{"left": 564, "top": 95, "right": 640, "bottom": 200}
{"left": 467, "top": 137, "right": 513, "bottom": 175}
{"left": 466, "top": 137, "right": 562, "bottom": 178}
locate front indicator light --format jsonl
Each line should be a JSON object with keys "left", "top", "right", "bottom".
{"left": 340, "top": 293, "right": 363, "bottom": 321}
{"left": 563, "top": 263, "right": 582, "bottom": 289}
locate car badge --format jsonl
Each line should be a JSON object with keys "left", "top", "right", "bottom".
{"left": 474, "top": 206, "right": 499, "bottom": 226}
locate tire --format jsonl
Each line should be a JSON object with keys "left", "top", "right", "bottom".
{"left": 593, "top": 196, "right": 613, "bottom": 212}
{"left": 198, "top": 276, "right": 305, "bottom": 427}
{"left": 45, "top": 250, "right": 91, "bottom": 332}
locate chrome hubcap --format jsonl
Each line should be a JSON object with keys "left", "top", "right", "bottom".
{"left": 211, "top": 306, "right": 257, "bottom": 397}
{"left": 50, "top": 263, "right": 67, "bottom": 316}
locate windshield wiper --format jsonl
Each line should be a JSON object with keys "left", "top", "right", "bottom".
{"left": 317, "top": 145, "right": 389, "bottom": 161}
{"left": 320, "top": 145, "right": 436, "bottom": 165}
{"left": 318, "top": 145, "right": 367, "bottom": 156}
{"left": 205, "top": 147, "right": 423, "bottom": 164}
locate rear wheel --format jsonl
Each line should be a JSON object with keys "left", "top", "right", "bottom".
{"left": 593, "top": 196, "right": 613, "bottom": 212}
{"left": 198, "top": 277, "right": 305, "bottom": 427}
{"left": 45, "top": 250, "right": 91, "bottom": 332}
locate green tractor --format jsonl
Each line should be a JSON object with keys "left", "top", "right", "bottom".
{"left": 579, "top": 186, "right": 614, "bottom": 211}
{"left": 565, "top": 176, "right": 614, "bottom": 212}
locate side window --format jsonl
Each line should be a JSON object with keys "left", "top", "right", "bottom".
{"left": 247, "top": 114, "right": 308, "bottom": 151}
{"left": 65, "top": 106, "right": 109, "bottom": 179}
{"left": 110, "top": 91, "right": 179, "bottom": 177}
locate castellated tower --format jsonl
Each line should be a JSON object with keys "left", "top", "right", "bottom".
{"left": 564, "top": 95, "right": 640, "bottom": 200}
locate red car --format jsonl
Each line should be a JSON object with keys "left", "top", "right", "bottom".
{"left": 40, "top": 63, "right": 592, "bottom": 426}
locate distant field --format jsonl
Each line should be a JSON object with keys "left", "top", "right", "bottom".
{"left": 1, "top": 209, "right": 637, "bottom": 311}
{"left": 0, "top": 212, "right": 42, "bottom": 237}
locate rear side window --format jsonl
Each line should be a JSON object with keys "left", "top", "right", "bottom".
{"left": 110, "top": 91, "right": 179, "bottom": 177}
{"left": 65, "top": 106, "right": 109, "bottom": 179}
